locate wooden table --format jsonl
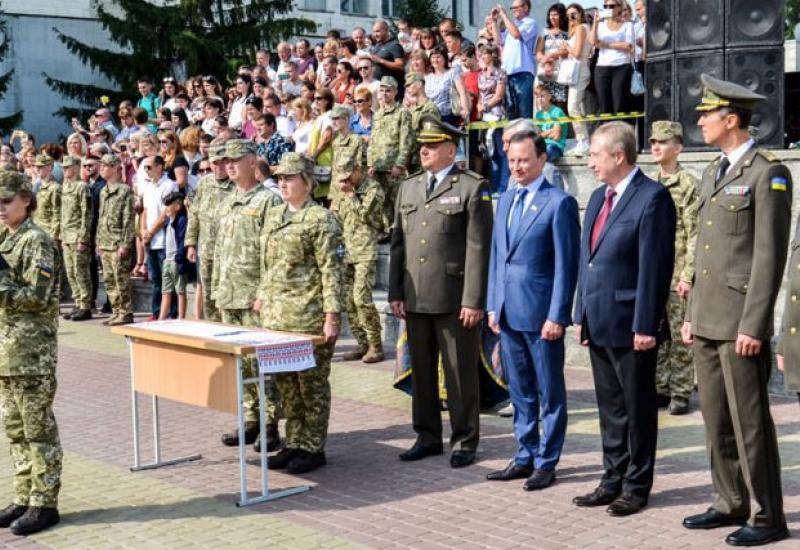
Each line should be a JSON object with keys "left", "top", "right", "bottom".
{"left": 112, "top": 320, "right": 322, "bottom": 506}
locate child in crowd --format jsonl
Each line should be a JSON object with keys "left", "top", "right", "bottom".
{"left": 534, "top": 84, "right": 568, "bottom": 162}
{"left": 158, "top": 191, "right": 191, "bottom": 320}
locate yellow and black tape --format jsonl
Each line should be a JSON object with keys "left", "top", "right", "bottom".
{"left": 466, "top": 111, "right": 645, "bottom": 131}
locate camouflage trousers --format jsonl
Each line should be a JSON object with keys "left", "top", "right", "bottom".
{"left": 221, "top": 309, "right": 281, "bottom": 424}
{"left": 100, "top": 250, "right": 133, "bottom": 319}
{"left": 0, "top": 375, "right": 62, "bottom": 508}
{"left": 373, "top": 171, "right": 403, "bottom": 230}
{"left": 656, "top": 292, "right": 695, "bottom": 399}
{"left": 275, "top": 342, "right": 334, "bottom": 453}
{"left": 345, "top": 261, "right": 383, "bottom": 350}
{"left": 63, "top": 243, "right": 92, "bottom": 310}
{"left": 198, "top": 250, "right": 220, "bottom": 322}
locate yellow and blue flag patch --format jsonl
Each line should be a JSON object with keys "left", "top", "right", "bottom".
{"left": 771, "top": 177, "right": 788, "bottom": 191}
{"left": 38, "top": 265, "right": 52, "bottom": 279}
{"left": 480, "top": 191, "right": 492, "bottom": 202}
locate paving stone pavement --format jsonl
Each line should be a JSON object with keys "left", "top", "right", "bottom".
{"left": 0, "top": 310, "right": 799, "bottom": 548}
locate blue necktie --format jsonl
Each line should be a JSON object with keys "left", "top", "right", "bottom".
{"left": 508, "top": 187, "right": 528, "bottom": 242}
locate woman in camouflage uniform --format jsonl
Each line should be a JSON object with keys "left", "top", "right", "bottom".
{"left": 0, "top": 172, "right": 63, "bottom": 535}
{"left": 258, "top": 152, "right": 344, "bottom": 475}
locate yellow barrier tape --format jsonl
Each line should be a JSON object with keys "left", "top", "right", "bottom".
{"left": 466, "top": 111, "right": 645, "bottom": 131}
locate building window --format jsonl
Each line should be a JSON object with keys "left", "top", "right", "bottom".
{"left": 342, "top": 0, "right": 368, "bottom": 14}
{"left": 306, "top": 0, "right": 326, "bottom": 10}
{"left": 451, "top": 0, "right": 458, "bottom": 21}
{"left": 468, "top": 0, "right": 475, "bottom": 26}
{"left": 382, "top": 0, "right": 402, "bottom": 17}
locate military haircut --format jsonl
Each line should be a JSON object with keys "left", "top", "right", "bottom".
{"left": 717, "top": 107, "right": 753, "bottom": 130}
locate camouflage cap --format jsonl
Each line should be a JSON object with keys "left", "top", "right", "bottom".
{"left": 34, "top": 154, "right": 53, "bottom": 167}
{"left": 272, "top": 152, "right": 312, "bottom": 176}
{"left": 405, "top": 72, "right": 425, "bottom": 87}
{"left": 223, "top": 139, "right": 258, "bottom": 160}
{"left": 61, "top": 155, "right": 80, "bottom": 168}
{"left": 208, "top": 143, "right": 227, "bottom": 162}
{"left": 379, "top": 76, "right": 398, "bottom": 89}
{"left": 417, "top": 114, "right": 467, "bottom": 144}
{"left": 0, "top": 171, "right": 32, "bottom": 199}
{"left": 334, "top": 156, "right": 360, "bottom": 182}
{"left": 330, "top": 104, "right": 352, "bottom": 119}
{"left": 649, "top": 120, "right": 683, "bottom": 142}
{"left": 100, "top": 153, "right": 121, "bottom": 167}
{"left": 696, "top": 73, "right": 766, "bottom": 113}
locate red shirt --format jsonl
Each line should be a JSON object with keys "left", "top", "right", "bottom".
{"left": 462, "top": 69, "right": 481, "bottom": 122}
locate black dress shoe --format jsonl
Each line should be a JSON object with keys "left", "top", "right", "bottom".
{"left": 725, "top": 525, "right": 789, "bottom": 547}
{"left": 607, "top": 493, "right": 648, "bottom": 517}
{"left": 0, "top": 504, "right": 27, "bottom": 528}
{"left": 221, "top": 421, "right": 259, "bottom": 446}
{"left": 399, "top": 442, "right": 443, "bottom": 462}
{"left": 71, "top": 309, "right": 93, "bottom": 321}
{"left": 450, "top": 450, "right": 476, "bottom": 468}
{"left": 253, "top": 423, "right": 282, "bottom": 453}
{"left": 268, "top": 448, "right": 298, "bottom": 470}
{"left": 573, "top": 486, "right": 620, "bottom": 507}
{"left": 286, "top": 451, "right": 327, "bottom": 474}
{"left": 655, "top": 393, "right": 671, "bottom": 408}
{"left": 9, "top": 507, "right": 60, "bottom": 536}
{"left": 683, "top": 508, "right": 748, "bottom": 530}
{"left": 486, "top": 462, "right": 533, "bottom": 481}
{"left": 62, "top": 308, "right": 78, "bottom": 321}
{"left": 523, "top": 469, "right": 556, "bottom": 491}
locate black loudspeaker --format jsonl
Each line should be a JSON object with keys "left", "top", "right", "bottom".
{"left": 725, "top": 0, "right": 784, "bottom": 47}
{"left": 726, "top": 47, "right": 785, "bottom": 147}
{"left": 675, "top": 50, "right": 725, "bottom": 149}
{"left": 646, "top": 0, "right": 674, "bottom": 57}
{"left": 675, "top": 0, "right": 724, "bottom": 52}
{"left": 645, "top": 57, "right": 674, "bottom": 143}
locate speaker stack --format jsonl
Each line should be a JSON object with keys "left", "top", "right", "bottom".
{"left": 645, "top": 0, "right": 785, "bottom": 150}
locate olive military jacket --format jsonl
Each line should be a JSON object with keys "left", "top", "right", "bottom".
{"left": 658, "top": 165, "right": 699, "bottom": 287}
{"left": 367, "top": 103, "right": 413, "bottom": 172}
{"left": 97, "top": 181, "right": 135, "bottom": 250}
{"left": 687, "top": 147, "right": 792, "bottom": 341}
{"left": 59, "top": 178, "right": 92, "bottom": 245}
{"left": 185, "top": 175, "right": 234, "bottom": 251}
{"left": 34, "top": 179, "right": 61, "bottom": 241}
{"left": 389, "top": 167, "right": 493, "bottom": 314}
{"left": 337, "top": 176, "right": 385, "bottom": 263}
{"left": 776, "top": 215, "right": 800, "bottom": 391}
{"left": 0, "top": 218, "right": 60, "bottom": 376}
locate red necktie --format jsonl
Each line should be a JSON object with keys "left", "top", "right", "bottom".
{"left": 590, "top": 187, "right": 617, "bottom": 252}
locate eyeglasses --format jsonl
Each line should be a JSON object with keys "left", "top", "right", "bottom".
{"left": 199, "top": 167, "right": 212, "bottom": 174}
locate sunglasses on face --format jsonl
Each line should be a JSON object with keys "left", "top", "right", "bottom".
{"left": 163, "top": 77, "right": 176, "bottom": 83}
{"left": 358, "top": 66, "right": 370, "bottom": 71}
{"left": 199, "top": 167, "right": 212, "bottom": 174}
{"left": 159, "top": 140, "right": 171, "bottom": 145}
{"left": 314, "top": 96, "right": 325, "bottom": 101}
{"left": 353, "top": 99, "right": 367, "bottom": 104}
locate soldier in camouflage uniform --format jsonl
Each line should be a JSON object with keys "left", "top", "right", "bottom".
{"left": 0, "top": 172, "right": 63, "bottom": 536}
{"left": 328, "top": 105, "right": 363, "bottom": 209}
{"left": 404, "top": 72, "right": 441, "bottom": 174}
{"left": 96, "top": 154, "right": 135, "bottom": 326}
{"left": 650, "top": 121, "right": 699, "bottom": 415}
{"left": 59, "top": 156, "right": 93, "bottom": 321}
{"left": 212, "top": 140, "right": 283, "bottom": 453}
{"left": 335, "top": 157, "right": 385, "bottom": 363}
{"left": 260, "top": 152, "right": 344, "bottom": 475}
{"left": 32, "top": 155, "right": 61, "bottom": 244}
{"left": 185, "top": 138, "right": 234, "bottom": 322}
{"left": 368, "top": 76, "right": 413, "bottom": 231}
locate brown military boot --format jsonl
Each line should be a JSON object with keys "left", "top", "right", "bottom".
{"left": 362, "top": 345, "right": 385, "bottom": 364}
{"left": 342, "top": 345, "right": 367, "bottom": 361}
{"left": 109, "top": 314, "right": 134, "bottom": 326}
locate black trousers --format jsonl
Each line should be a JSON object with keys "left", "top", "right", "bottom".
{"left": 593, "top": 64, "right": 632, "bottom": 116}
{"left": 589, "top": 343, "right": 658, "bottom": 499}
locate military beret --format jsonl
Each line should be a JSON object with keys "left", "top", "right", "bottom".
{"left": 0, "top": 171, "right": 32, "bottom": 199}
{"left": 100, "top": 153, "right": 121, "bottom": 167}
{"left": 379, "top": 76, "right": 398, "bottom": 89}
{"left": 696, "top": 73, "right": 766, "bottom": 113}
{"left": 330, "top": 104, "right": 352, "bottom": 119}
{"left": 61, "top": 155, "right": 80, "bottom": 168}
{"left": 272, "top": 152, "right": 312, "bottom": 177}
{"left": 223, "top": 139, "right": 258, "bottom": 160}
{"left": 417, "top": 114, "right": 467, "bottom": 144}
{"left": 405, "top": 72, "right": 425, "bottom": 87}
{"left": 649, "top": 120, "right": 683, "bottom": 142}
{"left": 208, "top": 143, "right": 227, "bottom": 162}
{"left": 34, "top": 154, "right": 53, "bottom": 167}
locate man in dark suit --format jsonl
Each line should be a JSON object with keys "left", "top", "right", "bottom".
{"left": 485, "top": 130, "right": 580, "bottom": 490}
{"left": 681, "top": 75, "right": 790, "bottom": 547}
{"left": 573, "top": 121, "right": 676, "bottom": 516}
{"left": 389, "top": 116, "right": 493, "bottom": 468}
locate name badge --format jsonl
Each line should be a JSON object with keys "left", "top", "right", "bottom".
{"left": 439, "top": 196, "right": 461, "bottom": 205}
{"left": 723, "top": 185, "right": 750, "bottom": 196}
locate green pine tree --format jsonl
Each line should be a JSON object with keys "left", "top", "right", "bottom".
{"left": 43, "top": 0, "right": 316, "bottom": 123}
{"left": 788, "top": 0, "right": 800, "bottom": 39}
{"left": 0, "top": 7, "right": 22, "bottom": 134}
{"left": 393, "top": 0, "right": 449, "bottom": 30}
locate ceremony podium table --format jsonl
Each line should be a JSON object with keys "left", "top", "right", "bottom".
{"left": 111, "top": 320, "right": 323, "bottom": 506}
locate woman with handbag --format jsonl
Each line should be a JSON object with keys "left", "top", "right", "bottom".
{"left": 590, "top": 0, "right": 635, "bottom": 116}
{"left": 307, "top": 87, "right": 335, "bottom": 206}
{"left": 535, "top": 3, "right": 570, "bottom": 112}
{"left": 561, "top": 3, "right": 593, "bottom": 157}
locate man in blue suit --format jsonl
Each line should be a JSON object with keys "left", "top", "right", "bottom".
{"left": 573, "top": 122, "right": 676, "bottom": 516}
{"left": 485, "top": 130, "right": 580, "bottom": 490}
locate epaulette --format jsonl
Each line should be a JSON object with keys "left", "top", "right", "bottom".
{"left": 461, "top": 169, "right": 486, "bottom": 180}
{"left": 406, "top": 170, "right": 424, "bottom": 180}
{"left": 755, "top": 147, "right": 779, "bottom": 163}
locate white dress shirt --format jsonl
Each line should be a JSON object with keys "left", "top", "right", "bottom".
{"left": 427, "top": 163, "right": 456, "bottom": 193}
{"left": 607, "top": 166, "right": 639, "bottom": 211}
{"left": 507, "top": 174, "right": 544, "bottom": 228}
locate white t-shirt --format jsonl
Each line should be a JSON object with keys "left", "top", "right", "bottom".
{"left": 227, "top": 96, "right": 249, "bottom": 130}
{"left": 142, "top": 174, "right": 179, "bottom": 250}
{"left": 292, "top": 122, "right": 314, "bottom": 154}
{"left": 597, "top": 21, "right": 635, "bottom": 67}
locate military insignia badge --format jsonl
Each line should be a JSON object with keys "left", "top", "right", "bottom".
{"left": 723, "top": 185, "right": 751, "bottom": 196}
{"left": 38, "top": 265, "right": 53, "bottom": 278}
{"left": 439, "top": 196, "right": 461, "bottom": 205}
{"left": 771, "top": 177, "right": 788, "bottom": 191}
{"left": 480, "top": 191, "right": 492, "bottom": 202}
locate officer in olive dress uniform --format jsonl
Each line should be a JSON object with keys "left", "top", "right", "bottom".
{"left": 681, "top": 74, "right": 790, "bottom": 547}
{"left": 389, "top": 115, "right": 493, "bottom": 468}
{"left": 0, "top": 172, "right": 63, "bottom": 536}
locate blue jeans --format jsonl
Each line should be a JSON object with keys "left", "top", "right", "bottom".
{"left": 491, "top": 131, "right": 509, "bottom": 193}
{"left": 507, "top": 72, "right": 534, "bottom": 120}
{"left": 546, "top": 143, "right": 564, "bottom": 163}
{"left": 146, "top": 248, "right": 177, "bottom": 318}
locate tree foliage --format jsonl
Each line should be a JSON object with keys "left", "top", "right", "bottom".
{"left": 789, "top": 0, "right": 800, "bottom": 39}
{"left": 44, "top": 0, "right": 316, "bottom": 122}
{"left": 0, "top": 8, "right": 22, "bottom": 134}
{"left": 393, "top": 0, "right": 449, "bottom": 30}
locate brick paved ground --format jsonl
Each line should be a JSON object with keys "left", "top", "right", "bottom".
{"left": 1, "top": 311, "right": 799, "bottom": 549}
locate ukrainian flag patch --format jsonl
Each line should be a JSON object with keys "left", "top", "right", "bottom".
{"left": 38, "top": 265, "right": 52, "bottom": 278}
{"left": 480, "top": 191, "right": 492, "bottom": 202}
{"left": 771, "top": 177, "right": 787, "bottom": 191}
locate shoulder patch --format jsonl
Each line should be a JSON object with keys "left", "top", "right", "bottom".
{"left": 756, "top": 148, "right": 779, "bottom": 163}
{"left": 770, "top": 177, "right": 788, "bottom": 191}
